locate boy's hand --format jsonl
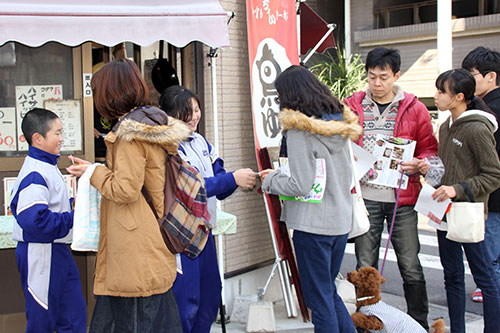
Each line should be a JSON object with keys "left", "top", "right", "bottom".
{"left": 233, "top": 168, "right": 257, "bottom": 190}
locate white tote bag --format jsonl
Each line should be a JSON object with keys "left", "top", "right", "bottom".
{"left": 348, "top": 141, "right": 370, "bottom": 239}
{"left": 446, "top": 202, "right": 484, "bottom": 243}
{"left": 71, "top": 164, "right": 102, "bottom": 252}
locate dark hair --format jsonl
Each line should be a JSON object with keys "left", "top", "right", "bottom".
{"left": 274, "top": 65, "right": 343, "bottom": 117}
{"left": 365, "top": 47, "right": 401, "bottom": 74}
{"left": 436, "top": 69, "right": 494, "bottom": 113}
{"left": 21, "top": 108, "right": 59, "bottom": 145}
{"left": 159, "top": 85, "right": 201, "bottom": 122}
{"left": 91, "top": 59, "right": 149, "bottom": 120}
{"left": 462, "top": 46, "right": 500, "bottom": 86}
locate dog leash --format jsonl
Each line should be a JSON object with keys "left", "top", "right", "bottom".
{"left": 380, "top": 169, "right": 405, "bottom": 276}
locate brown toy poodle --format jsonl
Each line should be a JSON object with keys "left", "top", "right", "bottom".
{"left": 347, "top": 267, "right": 445, "bottom": 333}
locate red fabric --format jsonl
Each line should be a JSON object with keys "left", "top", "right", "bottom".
{"left": 344, "top": 91, "right": 438, "bottom": 206}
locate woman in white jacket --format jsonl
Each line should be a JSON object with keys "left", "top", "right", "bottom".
{"left": 261, "top": 65, "right": 362, "bottom": 333}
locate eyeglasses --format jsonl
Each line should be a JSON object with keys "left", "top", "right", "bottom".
{"left": 275, "top": 96, "right": 280, "bottom": 104}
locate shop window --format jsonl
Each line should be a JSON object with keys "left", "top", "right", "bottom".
{"left": 419, "top": 4, "right": 437, "bottom": 23}
{"left": 389, "top": 7, "right": 414, "bottom": 27}
{"left": 373, "top": 0, "right": 497, "bottom": 29}
{"left": 486, "top": 0, "right": 500, "bottom": 14}
{"left": 453, "top": 0, "right": 478, "bottom": 18}
{"left": 0, "top": 42, "right": 81, "bottom": 157}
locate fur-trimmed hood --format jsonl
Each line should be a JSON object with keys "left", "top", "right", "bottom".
{"left": 279, "top": 107, "right": 362, "bottom": 142}
{"left": 109, "top": 106, "right": 191, "bottom": 154}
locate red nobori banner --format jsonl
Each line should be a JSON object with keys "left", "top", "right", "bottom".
{"left": 246, "top": 0, "right": 299, "bottom": 153}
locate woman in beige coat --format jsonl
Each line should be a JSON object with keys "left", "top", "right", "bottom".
{"left": 67, "top": 59, "right": 190, "bottom": 332}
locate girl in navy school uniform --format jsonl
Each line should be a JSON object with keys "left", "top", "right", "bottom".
{"left": 159, "top": 85, "right": 256, "bottom": 333}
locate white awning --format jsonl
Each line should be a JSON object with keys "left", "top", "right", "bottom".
{"left": 0, "top": 0, "right": 230, "bottom": 47}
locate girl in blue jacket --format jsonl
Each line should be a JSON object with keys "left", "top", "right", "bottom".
{"left": 159, "top": 85, "right": 256, "bottom": 333}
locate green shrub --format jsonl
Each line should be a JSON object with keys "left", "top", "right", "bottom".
{"left": 310, "top": 48, "right": 367, "bottom": 101}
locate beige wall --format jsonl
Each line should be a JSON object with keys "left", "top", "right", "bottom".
{"left": 350, "top": 6, "right": 500, "bottom": 99}
{"left": 202, "top": 0, "right": 275, "bottom": 274}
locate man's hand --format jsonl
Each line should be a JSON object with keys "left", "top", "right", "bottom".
{"left": 401, "top": 158, "right": 422, "bottom": 175}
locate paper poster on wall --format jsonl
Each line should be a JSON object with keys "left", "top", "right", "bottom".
{"left": 44, "top": 100, "right": 82, "bottom": 151}
{"left": 3, "top": 176, "right": 76, "bottom": 216}
{"left": 3, "top": 177, "right": 16, "bottom": 215}
{"left": 15, "top": 85, "right": 63, "bottom": 151}
{"left": 63, "top": 175, "right": 77, "bottom": 199}
{"left": 0, "top": 107, "right": 17, "bottom": 151}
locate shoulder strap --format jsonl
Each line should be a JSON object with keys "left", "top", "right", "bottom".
{"left": 348, "top": 140, "right": 361, "bottom": 193}
{"left": 141, "top": 186, "right": 159, "bottom": 219}
{"left": 459, "top": 182, "right": 475, "bottom": 202}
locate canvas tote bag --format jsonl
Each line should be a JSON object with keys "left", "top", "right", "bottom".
{"left": 348, "top": 141, "right": 370, "bottom": 239}
{"left": 446, "top": 182, "right": 485, "bottom": 243}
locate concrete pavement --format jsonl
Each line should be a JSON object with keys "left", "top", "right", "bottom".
{"left": 211, "top": 290, "right": 484, "bottom": 332}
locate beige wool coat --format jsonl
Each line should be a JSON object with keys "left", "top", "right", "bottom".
{"left": 90, "top": 107, "right": 190, "bottom": 297}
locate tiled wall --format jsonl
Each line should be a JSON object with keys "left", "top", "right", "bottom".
{"left": 202, "top": 0, "right": 275, "bottom": 274}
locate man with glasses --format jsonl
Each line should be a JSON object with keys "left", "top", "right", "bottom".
{"left": 462, "top": 46, "right": 500, "bottom": 303}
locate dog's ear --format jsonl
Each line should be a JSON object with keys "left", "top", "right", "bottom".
{"left": 380, "top": 276, "right": 386, "bottom": 284}
{"left": 347, "top": 271, "right": 357, "bottom": 283}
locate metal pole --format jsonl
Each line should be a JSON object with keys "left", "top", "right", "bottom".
{"left": 302, "top": 24, "right": 336, "bottom": 65}
{"left": 437, "top": 0, "right": 452, "bottom": 124}
{"left": 345, "top": 0, "right": 351, "bottom": 59}
{"left": 261, "top": 194, "right": 293, "bottom": 317}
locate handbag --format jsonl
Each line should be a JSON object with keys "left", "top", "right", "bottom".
{"left": 446, "top": 182, "right": 485, "bottom": 243}
{"left": 348, "top": 141, "right": 370, "bottom": 239}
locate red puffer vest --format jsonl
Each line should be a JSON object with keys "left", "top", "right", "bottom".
{"left": 344, "top": 91, "right": 438, "bottom": 206}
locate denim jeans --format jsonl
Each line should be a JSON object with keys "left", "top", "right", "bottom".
{"left": 485, "top": 212, "right": 500, "bottom": 281}
{"left": 437, "top": 230, "right": 500, "bottom": 332}
{"left": 89, "top": 289, "right": 182, "bottom": 333}
{"left": 354, "top": 200, "right": 428, "bottom": 329}
{"left": 293, "top": 230, "right": 355, "bottom": 333}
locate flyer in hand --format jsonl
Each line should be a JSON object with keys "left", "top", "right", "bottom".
{"left": 278, "top": 157, "right": 326, "bottom": 203}
{"left": 366, "top": 134, "right": 416, "bottom": 190}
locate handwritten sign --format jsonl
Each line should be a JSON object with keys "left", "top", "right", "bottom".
{"left": 83, "top": 73, "right": 92, "bottom": 97}
{"left": 251, "top": 1, "right": 289, "bottom": 25}
{"left": 45, "top": 100, "right": 82, "bottom": 152}
{"left": 3, "top": 175, "right": 76, "bottom": 216}
{"left": 0, "top": 107, "right": 16, "bottom": 151}
{"left": 3, "top": 177, "right": 16, "bottom": 215}
{"left": 15, "top": 85, "right": 63, "bottom": 151}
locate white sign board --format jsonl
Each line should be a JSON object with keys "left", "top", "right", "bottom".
{"left": 15, "top": 85, "right": 63, "bottom": 150}
{"left": 45, "top": 100, "right": 82, "bottom": 152}
{"left": 0, "top": 107, "right": 17, "bottom": 151}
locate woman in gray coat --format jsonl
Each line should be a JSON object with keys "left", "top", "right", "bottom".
{"left": 260, "top": 65, "right": 362, "bottom": 333}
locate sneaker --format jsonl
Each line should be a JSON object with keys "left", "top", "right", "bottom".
{"left": 472, "top": 288, "right": 483, "bottom": 302}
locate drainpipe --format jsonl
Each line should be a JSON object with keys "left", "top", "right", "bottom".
{"left": 437, "top": 0, "right": 452, "bottom": 123}
{"left": 345, "top": 0, "right": 351, "bottom": 59}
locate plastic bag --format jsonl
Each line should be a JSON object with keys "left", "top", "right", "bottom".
{"left": 424, "top": 156, "right": 445, "bottom": 187}
{"left": 71, "top": 164, "right": 102, "bottom": 252}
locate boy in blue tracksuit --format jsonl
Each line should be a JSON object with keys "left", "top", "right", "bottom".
{"left": 10, "top": 108, "right": 86, "bottom": 332}
{"left": 160, "top": 86, "right": 256, "bottom": 332}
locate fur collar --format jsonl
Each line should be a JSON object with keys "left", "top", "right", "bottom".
{"left": 279, "top": 107, "right": 362, "bottom": 141}
{"left": 110, "top": 107, "right": 191, "bottom": 154}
